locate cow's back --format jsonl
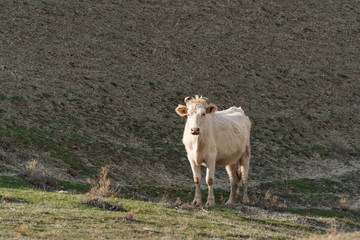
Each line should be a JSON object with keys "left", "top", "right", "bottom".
{"left": 211, "top": 107, "right": 251, "bottom": 165}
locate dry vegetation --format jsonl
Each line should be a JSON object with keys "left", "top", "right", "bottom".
{"left": 16, "top": 225, "right": 28, "bottom": 236}
{"left": 19, "top": 159, "right": 58, "bottom": 190}
{"left": 86, "top": 167, "right": 119, "bottom": 197}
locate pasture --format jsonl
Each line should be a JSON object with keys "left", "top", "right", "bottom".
{"left": 1, "top": 175, "right": 360, "bottom": 239}
{"left": 1, "top": 0, "right": 359, "bottom": 239}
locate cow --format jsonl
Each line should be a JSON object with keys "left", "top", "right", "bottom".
{"left": 175, "top": 95, "right": 251, "bottom": 206}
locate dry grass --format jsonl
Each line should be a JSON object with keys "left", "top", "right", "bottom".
{"left": 86, "top": 167, "right": 119, "bottom": 198}
{"left": 0, "top": 194, "right": 21, "bottom": 203}
{"left": 0, "top": 152, "right": 13, "bottom": 164}
{"left": 1, "top": 195, "right": 10, "bottom": 202}
{"left": 338, "top": 198, "right": 350, "bottom": 211}
{"left": 20, "top": 159, "right": 57, "bottom": 190}
{"left": 248, "top": 190, "right": 286, "bottom": 210}
{"left": 264, "top": 190, "right": 285, "bottom": 210}
{"left": 123, "top": 209, "right": 139, "bottom": 221}
{"left": 162, "top": 197, "right": 196, "bottom": 211}
{"left": 83, "top": 197, "right": 125, "bottom": 212}
{"left": 328, "top": 221, "right": 337, "bottom": 236}
{"left": 66, "top": 165, "right": 77, "bottom": 177}
{"left": 25, "top": 159, "right": 37, "bottom": 173}
{"left": 249, "top": 192, "right": 260, "bottom": 206}
{"left": 16, "top": 225, "right": 28, "bottom": 236}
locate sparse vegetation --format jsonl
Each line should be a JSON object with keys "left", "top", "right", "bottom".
{"left": 338, "top": 198, "right": 350, "bottom": 212}
{"left": 16, "top": 225, "right": 28, "bottom": 236}
{"left": 0, "top": 183, "right": 354, "bottom": 239}
{"left": 83, "top": 197, "right": 125, "bottom": 212}
{"left": 123, "top": 209, "right": 139, "bottom": 221}
{"left": 19, "top": 159, "right": 58, "bottom": 190}
{"left": 86, "top": 167, "right": 119, "bottom": 198}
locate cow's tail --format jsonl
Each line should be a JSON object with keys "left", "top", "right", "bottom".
{"left": 236, "top": 167, "right": 242, "bottom": 182}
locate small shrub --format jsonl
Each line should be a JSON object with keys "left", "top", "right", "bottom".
{"left": 83, "top": 197, "right": 125, "bottom": 212}
{"left": 264, "top": 190, "right": 272, "bottom": 201}
{"left": 26, "top": 159, "right": 37, "bottom": 173}
{"left": 163, "top": 197, "right": 195, "bottom": 211}
{"left": 328, "top": 221, "right": 337, "bottom": 235}
{"left": 0, "top": 152, "right": 13, "bottom": 164}
{"left": 250, "top": 192, "right": 260, "bottom": 206}
{"left": 20, "top": 159, "right": 57, "bottom": 190}
{"left": 123, "top": 209, "right": 139, "bottom": 221}
{"left": 263, "top": 190, "right": 286, "bottom": 210}
{"left": 0, "top": 136, "right": 12, "bottom": 152}
{"left": 338, "top": 198, "right": 349, "bottom": 211}
{"left": 86, "top": 167, "right": 119, "bottom": 197}
{"left": 66, "top": 166, "right": 77, "bottom": 177}
{"left": 1, "top": 195, "right": 11, "bottom": 202}
{"left": 16, "top": 225, "right": 28, "bottom": 236}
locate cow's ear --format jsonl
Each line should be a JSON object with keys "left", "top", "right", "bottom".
{"left": 206, "top": 104, "right": 217, "bottom": 114}
{"left": 175, "top": 105, "right": 188, "bottom": 117}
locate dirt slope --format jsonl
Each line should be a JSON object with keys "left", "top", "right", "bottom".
{"left": 0, "top": 0, "right": 359, "bottom": 195}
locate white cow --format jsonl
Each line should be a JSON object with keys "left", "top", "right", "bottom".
{"left": 175, "top": 95, "right": 251, "bottom": 206}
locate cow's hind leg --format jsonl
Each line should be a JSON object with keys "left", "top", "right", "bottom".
{"left": 238, "top": 145, "right": 250, "bottom": 204}
{"left": 225, "top": 162, "right": 239, "bottom": 205}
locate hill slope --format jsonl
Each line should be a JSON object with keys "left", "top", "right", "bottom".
{"left": 1, "top": 0, "right": 359, "bottom": 202}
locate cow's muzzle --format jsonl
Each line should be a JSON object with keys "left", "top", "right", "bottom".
{"left": 191, "top": 128, "right": 200, "bottom": 135}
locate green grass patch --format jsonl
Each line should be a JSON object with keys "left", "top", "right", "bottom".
{"left": 58, "top": 180, "right": 91, "bottom": 193}
{"left": 0, "top": 124, "right": 95, "bottom": 175}
{"left": 283, "top": 208, "right": 360, "bottom": 221}
{"left": 123, "top": 185, "right": 232, "bottom": 206}
{"left": 0, "top": 176, "right": 33, "bottom": 189}
{"left": 9, "top": 95, "right": 24, "bottom": 102}
{"left": 122, "top": 185, "right": 193, "bottom": 202}
{"left": 0, "top": 165, "right": 15, "bottom": 174}
{"left": 284, "top": 178, "right": 341, "bottom": 193}
{"left": 110, "top": 82, "right": 118, "bottom": 87}
{"left": 261, "top": 178, "right": 342, "bottom": 194}
{"left": 0, "top": 186, "right": 331, "bottom": 239}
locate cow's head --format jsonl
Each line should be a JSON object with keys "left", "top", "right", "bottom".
{"left": 175, "top": 95, "right": 217, "bottom": 135}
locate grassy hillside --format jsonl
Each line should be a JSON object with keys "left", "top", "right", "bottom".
{"left": 1, "top": 0, "right": 360, "bottom": 238}
{"left": 1, "top": 176, "right": 360, "bottom": 239}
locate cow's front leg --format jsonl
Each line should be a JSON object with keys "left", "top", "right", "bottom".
{"left": 205, "top": 160, "right": 216, "bottom": 206}
{"left": 190, "top": 161, "right": 202, "bottom": 206}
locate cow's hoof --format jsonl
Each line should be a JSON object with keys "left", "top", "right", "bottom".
{"left": 225, "top": 200, "right": 235, "bottom": 205}
{"left": 205, "top": 201, "right": 215, "bottom": 207}
{"left": 242, "top": 196, "right": 250, "bottom": 205}
{"left": 192, "top": 200, "right": 202, "bottom": 207}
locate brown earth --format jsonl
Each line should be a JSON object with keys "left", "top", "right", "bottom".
{"left": 0, "top": 0, "right": 360, "bottom": 209}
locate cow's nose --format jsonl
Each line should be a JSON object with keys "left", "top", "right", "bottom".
{"left": 191, "top": 128, "right": 200, "bottom": 135}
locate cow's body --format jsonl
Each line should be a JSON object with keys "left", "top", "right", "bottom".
{"left": 176, "top": 96, "right": 251, "bottom": 206}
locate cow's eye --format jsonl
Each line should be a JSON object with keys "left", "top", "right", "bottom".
{"left": 202, "top": 113, "right": 206, "bottom": 117}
